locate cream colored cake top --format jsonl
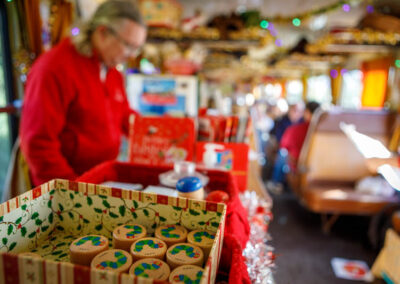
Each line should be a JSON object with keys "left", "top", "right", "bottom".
{"left": 155, "top": 225, "right": 187, "bottom": 244}
{"left": 70, "top": 235, "right": 109, "bottom": 253}
{"left": 169, "top": 265, "right": 204, "bottom": 283}
{"left": 129, "top": 258, "right": 170, "bottom": 281}
{"left": 91, "top": 249, "right": 132, "bottom": 273}
{"left": 167, "top": 243, "right": 203, "bottom": 266}
{"left": 113, "top": 224, "right": 146, "bottom": 241}
{"left": 187, "top": 230, "right": 215, "bottom": 248}
{"left": 131, "top": 237, "right": 167, "bottom": 258}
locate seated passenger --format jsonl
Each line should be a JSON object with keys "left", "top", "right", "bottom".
{"left": 280, "top": 101, "right": 320, "bottom": 171}
{"left": 265, "top": 101, "right": 305, "bottom": 192}
{"left": 270, "top": 101, "right": 305, "bottom": 143}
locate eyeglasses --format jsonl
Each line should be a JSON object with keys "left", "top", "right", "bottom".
{"left": 107, "top": 27, "right": 142, "bottom": 56}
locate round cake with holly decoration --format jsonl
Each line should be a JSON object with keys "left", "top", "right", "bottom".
{"left": 69, "top": 235, "right": 109, "bottom": 266}
{"left": 91, "top": 249, "right": 132, "bottom": 273}
{"left": 113, "top": 224, "right": 147, "bottom": 251}
{"left": 155, "top": 225, "right": 188, "bottom": 247}
{"left": 130, "top": 237, "right": 167, "bottom": 261}
{"left": 166, "top": 243, "right": 203, "bottom": 269}
{"left": 129, "top": 258, "right": 170, "bottom": 281}
{"left": 169, "top": 265, "right": 204, "bottom": 283}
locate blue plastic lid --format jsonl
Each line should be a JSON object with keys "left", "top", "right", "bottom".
{"left": 176, "top": 176, "right": 203, "bottom": 193}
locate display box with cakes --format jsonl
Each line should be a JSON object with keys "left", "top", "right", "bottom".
{"left": 0, "top": 179, "right": 226, "bottom": 283}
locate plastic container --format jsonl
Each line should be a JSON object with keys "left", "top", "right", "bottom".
{"left": 176, "top": 176, "right": 204, "bottom": 200}
{"left": 159, "top": 161, "right": 209, "bottom": 188}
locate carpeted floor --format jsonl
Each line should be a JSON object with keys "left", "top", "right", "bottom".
{"left": 268, "top": 190, "right": 386, "bottom": 284}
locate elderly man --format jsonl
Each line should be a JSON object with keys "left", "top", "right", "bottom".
{"left": 20, "top": 0, "right": 147, "bottom": 186}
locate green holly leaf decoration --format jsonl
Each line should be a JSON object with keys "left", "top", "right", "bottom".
{"left": 2, "top": 238, "right": 7, "bottom": 245}
{"left": 211, "top": 222, "right": 219, "bottom": 228}
{"left": 47, "top": 200, "right": 52, "bottom": 208}
{"left": 83, "top": 218, "right": 90, "bottom": 224}
{"left": 87, "top": 197, "right": 93, "bottom": 206}
{"left": 94, "top": 208, "right": 103, "bottom": 214}
{"left": 56, "top": 242, "right": 66, "bottom": 247}
{"left": 119, "top": 206, "right": 125, "bottom": 217}
{"left": 41, "top": 226, "right": 49, "bottom": 232}
{"left": 74, "top": 203, "right": 82, "bottom": 208}
{"left": 132, "top": 212, "right": 138, "bottom": 219}
{"left": 28, "top": 231, "right": 36, "bottom": 238}
{"left": 133, "top": 200, "right": 138, "bottom": 209}
{"left": 43, "top": 244, "right": 50, "bottom": 249}
{"left": 0, "top": 216, "right": 3, "bottom": 222}
{"left": 9, "top": 242, "right": 16, "bottom": 251}
{"left": 52, "top": 250, "right": 62, "bottom": 255}
{"left": 56, "top": 226, "right": 64, "bottom": 231}
{"left": 69, "top": 193, "right": 74, "bottom": 200}
{"left": 21, "top": 227, "right": 27, "bottom": 237}
{"left": 202, "top": 210, "right": 208, "bottom": 215}
{"left": 109, "top": 212, "right": 118, "bottom": 218}
{"left": 173, "top": 206, "right": 182, "bottom": 211}
{"left": 143, "top": 209, "right": 149, "bottom": 217}
{"left": 59, "top": 253, "right": 68, "bottom": 258}
{"left": 59, "top": 214, "right": 64, "bottom": 221}
{"left": 152, "top": 223, "right": 157, "bottom": 229}
{"left": 58, "top": 204, "right": 64, "bottom": 211}
{"left": 50, "top": 190, "right": 56, "bottom": 195}
{"left": 21, "top": 205, "right": 27, "bottom": 211}
{"left": 159, "top": 216, "right": 167, "bottom": 222}
{"left": 217, "top": 212, "right": 222, "bottom": 217}
{"left": 68, "top": 212, "right": 74, "bottom": 219}
{"left": 35, "top": 219, "right": 43, "bottom": 226}
{"left": 7, "top": 225, "right": 13, "bottom": 235}
{"left": 31, "top": 212, "right": 39, "bottom": 219}
{"left": 15, "top": 217, "right": 22, "bottom": 225}
{"left": 48, "top": 213, "right": 54, "bottom": 224}
{"left": 99, "top": 195, "right": 107, "bottom": 199}
{"left": 189, "top": 209, "right": 200, "bottom": 216}
{"left": 198, "top": 221, "right": 206, "bottom": 225}
{"left": 95, "top": 224, "right": 103, "bottom": 231}
{"left": 102, "top": 200, "right": 111, "bottom": 208}
{"left": 77, "top": 224, "right": 82, "bottom": 231}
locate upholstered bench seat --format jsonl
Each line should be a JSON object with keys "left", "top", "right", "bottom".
{"left": 302, "top": 182, "right": 399, "bottom": 215}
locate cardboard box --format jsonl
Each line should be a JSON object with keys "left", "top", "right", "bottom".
{"left": 0, "top": 179, "right": 226, "bottom": 283}
{"left": 372, "top": 228, "right": 400, "bottom": 283}
{"left": 128, "top": 116, "right": 195, "bottom": 166}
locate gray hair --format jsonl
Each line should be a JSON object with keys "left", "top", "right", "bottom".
{"left": 72, "top": 0, "right": 146, "bottom": 56}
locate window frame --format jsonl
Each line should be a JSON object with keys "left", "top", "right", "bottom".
{"left": 0, "top": 0, "right": 17, "bottom": 146}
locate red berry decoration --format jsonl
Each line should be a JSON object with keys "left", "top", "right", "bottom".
{"left": 206, "top": 191, "right": 230, "bottom": 204}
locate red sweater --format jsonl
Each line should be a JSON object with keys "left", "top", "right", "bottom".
{"left": 20, "top": 38, "right": 134, "bottom": 186}
{"left": 280, "top": 122, "right": 310, "bottom": 167}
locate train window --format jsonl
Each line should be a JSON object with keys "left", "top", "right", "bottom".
{"left": 339, "top": 69, "right": 363, "bottom": 109}
{"left": 0, "top": 3, "right": 13, "bottom": 196}
{"left": 306, "top": 74, "right": 332, "bottom": 105}
{"left": 286, "top": 79, "right": 303, "bottom": 104}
